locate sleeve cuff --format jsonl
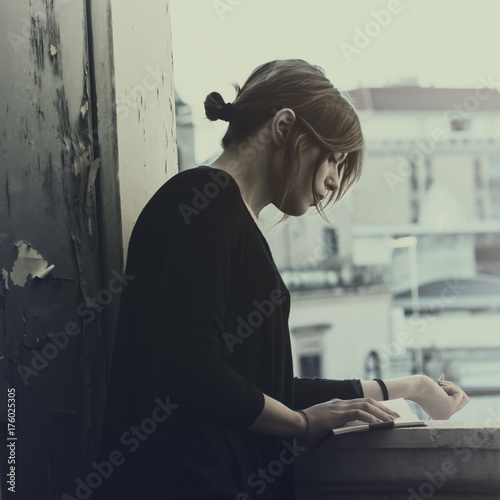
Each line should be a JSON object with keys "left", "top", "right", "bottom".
{"left": 293, "top": 377, "right": 364, "bottom": 409}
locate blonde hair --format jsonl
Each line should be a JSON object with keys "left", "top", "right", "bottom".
{"left": 204, "top": 59, "right": 365, "bottom": 226}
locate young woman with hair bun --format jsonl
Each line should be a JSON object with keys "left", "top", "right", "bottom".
{"left": 97, "top": 59, "right": 469, "bottom": 499}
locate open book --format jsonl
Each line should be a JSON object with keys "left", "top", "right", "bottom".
{"left": 332, "top": 398, "right": 427, "bottom": 435}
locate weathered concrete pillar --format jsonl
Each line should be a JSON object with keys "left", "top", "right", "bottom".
{"left": 0, "top": 0, "right": 177, "bottom": 497}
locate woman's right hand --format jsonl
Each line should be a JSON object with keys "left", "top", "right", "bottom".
{"left": 296, "top": 397, "right": 400, "bottom": 444}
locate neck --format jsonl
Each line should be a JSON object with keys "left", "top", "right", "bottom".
{"left": 209, "top": 145, "right": 279, "bottom": 221}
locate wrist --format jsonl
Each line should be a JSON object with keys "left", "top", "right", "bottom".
{"left": 406, "top": 374, "right": 429, "bottom": 405}
{"left": 373, "top": 378, "right": 389, "bottom": 400}
{"left": 294, "top": 410, "right": 309, "bottom": 440}
{"left": 367, "top": 375, "right": 427, "bottom": 403}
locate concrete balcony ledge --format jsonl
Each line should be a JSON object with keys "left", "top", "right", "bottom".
{"left": 295, "top": 420, "right": 500, "bottom": 500}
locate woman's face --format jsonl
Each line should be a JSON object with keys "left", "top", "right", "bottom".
{"left": 278, "top": 145, "right": 347, "bottom": 216}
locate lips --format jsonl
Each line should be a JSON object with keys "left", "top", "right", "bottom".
{"left": 310, "top": 193, "right": 325, "bottom": 207}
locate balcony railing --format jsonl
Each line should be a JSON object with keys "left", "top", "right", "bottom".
{"left": 295, "top": 420, "right": 500, "bottom": 499}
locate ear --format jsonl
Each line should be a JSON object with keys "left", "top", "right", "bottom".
{"left": 271, "top": 108, "right": 296, "bottom": 147}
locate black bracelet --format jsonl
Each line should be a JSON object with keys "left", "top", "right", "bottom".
{"left": 296, "top": 410, "right": 310, "bottom": 440}
{"left": 373, "top": 379, "right": 389, "bottom": 401}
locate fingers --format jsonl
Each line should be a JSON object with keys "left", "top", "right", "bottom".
{"left": 437, "top": 380, "right": 470, "bottom": 412}
{"left": 439, "top": 383, "right": 462, "bottom": 397}
{"left": 456, "top": 394, "right": 470, "bottom": 411}
{"left": 366, "top": 398, "right": 400, "bottom": 419}
{"left": 436, "top": 379, "right": 455, "bottom": 386}
{"left": 331, "top": 398, "right": 400, "bottom": 426}
{"left": 304, "top": 397, "right": 403, "bottom": 439}
{"left": 437, "top": 380, "right": 467, "bottom": 397}
{"left": 335, "top": 409, "right": 385, "bottom": 426}
{"left": 330, "top": 397, "right": 400, "bottom": 418}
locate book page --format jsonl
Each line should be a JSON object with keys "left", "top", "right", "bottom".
{"left": 381, "top": 398, "right": 421, "bottom": 423}
{"left": 334, "top": 398, "right": 422, "bottom": 432}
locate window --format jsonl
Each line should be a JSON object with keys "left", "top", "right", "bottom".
{"left": 410, "top": 199, "right": 419, "bottom": 224}
{"left": 450, "top": 117, "right": 470, "bottom": 131}
{"left": 489, "top": 156, "right": 500, "bottom": 189}
{"left": 491, "top": 193, "right": 500, "bottom": 220}
{"left": 475, "top": 158, "right": 485, "bottom": 220}
{"left": 323, "top": 227, "right": 339, "bottom": 256}
{"left": 292, "top": 327, "right": 328, "bottom": 378}
{"left": 489, "top": 156, "right": 500, "bottom": 220}
{"left": 425, "top": 157, "right": 433, "bottom": 191}
{"left": 409, "top": 161, "right": 420, "bottom": 223}
{"left": 410, "top": 162, "right": 419, "bottom": 191}
{"left": 299, "top": 354, "right": 322, "bottom": 378}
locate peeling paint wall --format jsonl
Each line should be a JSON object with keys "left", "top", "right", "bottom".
{"left": 0, "top": 0, "right": 178, "bottom": 497}
{"left": 1, "top": 1, "right": 103, "bottom": 498}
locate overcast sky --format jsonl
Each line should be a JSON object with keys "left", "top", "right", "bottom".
{"left": 170, "top": 0, "right": 500, "bottom": 163}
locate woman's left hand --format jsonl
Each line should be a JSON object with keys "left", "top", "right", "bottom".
{"left": 415, "top": 375, "right": 470, "bottom": 420}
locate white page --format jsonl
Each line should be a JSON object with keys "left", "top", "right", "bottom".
{"left": 342, "top": 398, "right": 419, "bottom": 427}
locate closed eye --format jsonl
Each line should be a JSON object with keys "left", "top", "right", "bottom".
{"left": 329, "top": 152, "right": 347, "bottom": 164}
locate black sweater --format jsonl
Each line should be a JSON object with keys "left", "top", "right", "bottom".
{"left": 96, "top": 166, "right": 363, "bottom": 499}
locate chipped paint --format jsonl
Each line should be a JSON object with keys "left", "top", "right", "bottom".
{"left": 36, "top": 264, "right": 55, "bottom": 279}
{"left": 0, "top": 0, "right": 176, "bottom": 497}
{"left": 1, "top": 268, "right": 9, "bottom": 290}
{"left": 80, "top": 100, "right": 88, "bottom": 119}
{"left": 30, "top": 15, "right": 45, "bottom": 70}
{"left": 72, "top": 152, "right": 101, "bottom": 225}
{"left": 86, "top": 158, "right": 100, "bottom": 202}
{"left": 10, "top": 241, "right": 53, "bottom": 287}
{"left": 73, "top": 150, "right": 90, "bottom": 201}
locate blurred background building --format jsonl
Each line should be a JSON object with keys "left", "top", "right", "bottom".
{"left": 175, "top": 80, "right": 500, "bottom": 420}
{"left": 169, "top": 1, "right": 500, "bottom": 423}
{"left": 175, "top": 91, "right": 196, "bottom": 171}
{"left": 254, "top": 81, "right": 500, "bottom": 419}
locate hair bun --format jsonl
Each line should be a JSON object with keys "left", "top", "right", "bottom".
{"left": 204, "top": 91, "right": 233, "bottom": 122}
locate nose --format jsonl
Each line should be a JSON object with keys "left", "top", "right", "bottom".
{"left": 325, "top": 165, "right": 340, "bottom": 194}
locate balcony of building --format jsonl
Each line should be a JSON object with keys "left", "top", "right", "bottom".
{"left": 295, "top": 419, "right": 500, "bottom": 499}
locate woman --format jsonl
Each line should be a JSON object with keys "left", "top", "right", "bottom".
{"left": 96, "top": 59, "right": 469, "bottom": 500}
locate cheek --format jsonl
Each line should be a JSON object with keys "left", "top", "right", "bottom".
{"left": 314, "top": 163, "right": 329, "bottom": 190}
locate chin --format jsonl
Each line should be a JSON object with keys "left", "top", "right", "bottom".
{"left": 282, "top": 203, "right": 310, "bottom": 217}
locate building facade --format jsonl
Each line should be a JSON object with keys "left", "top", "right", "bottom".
{"left": 261, "top": 84, "right": 500, "bottom": 396}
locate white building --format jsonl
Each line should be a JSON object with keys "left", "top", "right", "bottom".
{"left": 261, "top": 84, "right": 500, "bottom": 398}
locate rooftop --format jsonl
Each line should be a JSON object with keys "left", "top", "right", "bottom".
{"left": 347, "top": 86, "right": 500, "bottom": 112}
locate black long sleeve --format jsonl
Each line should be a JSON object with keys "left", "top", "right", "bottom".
{"left": 97, "top": 166, "right": 330, "bottom": 498}
{"left": 293, "top": 377, "right": 364, "bottom": 409}
{"left": 104, "top": 166, "right": 295, "bottom": 436}
{"left": 148, "top": 171, "right": 266, "bottom": 428}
